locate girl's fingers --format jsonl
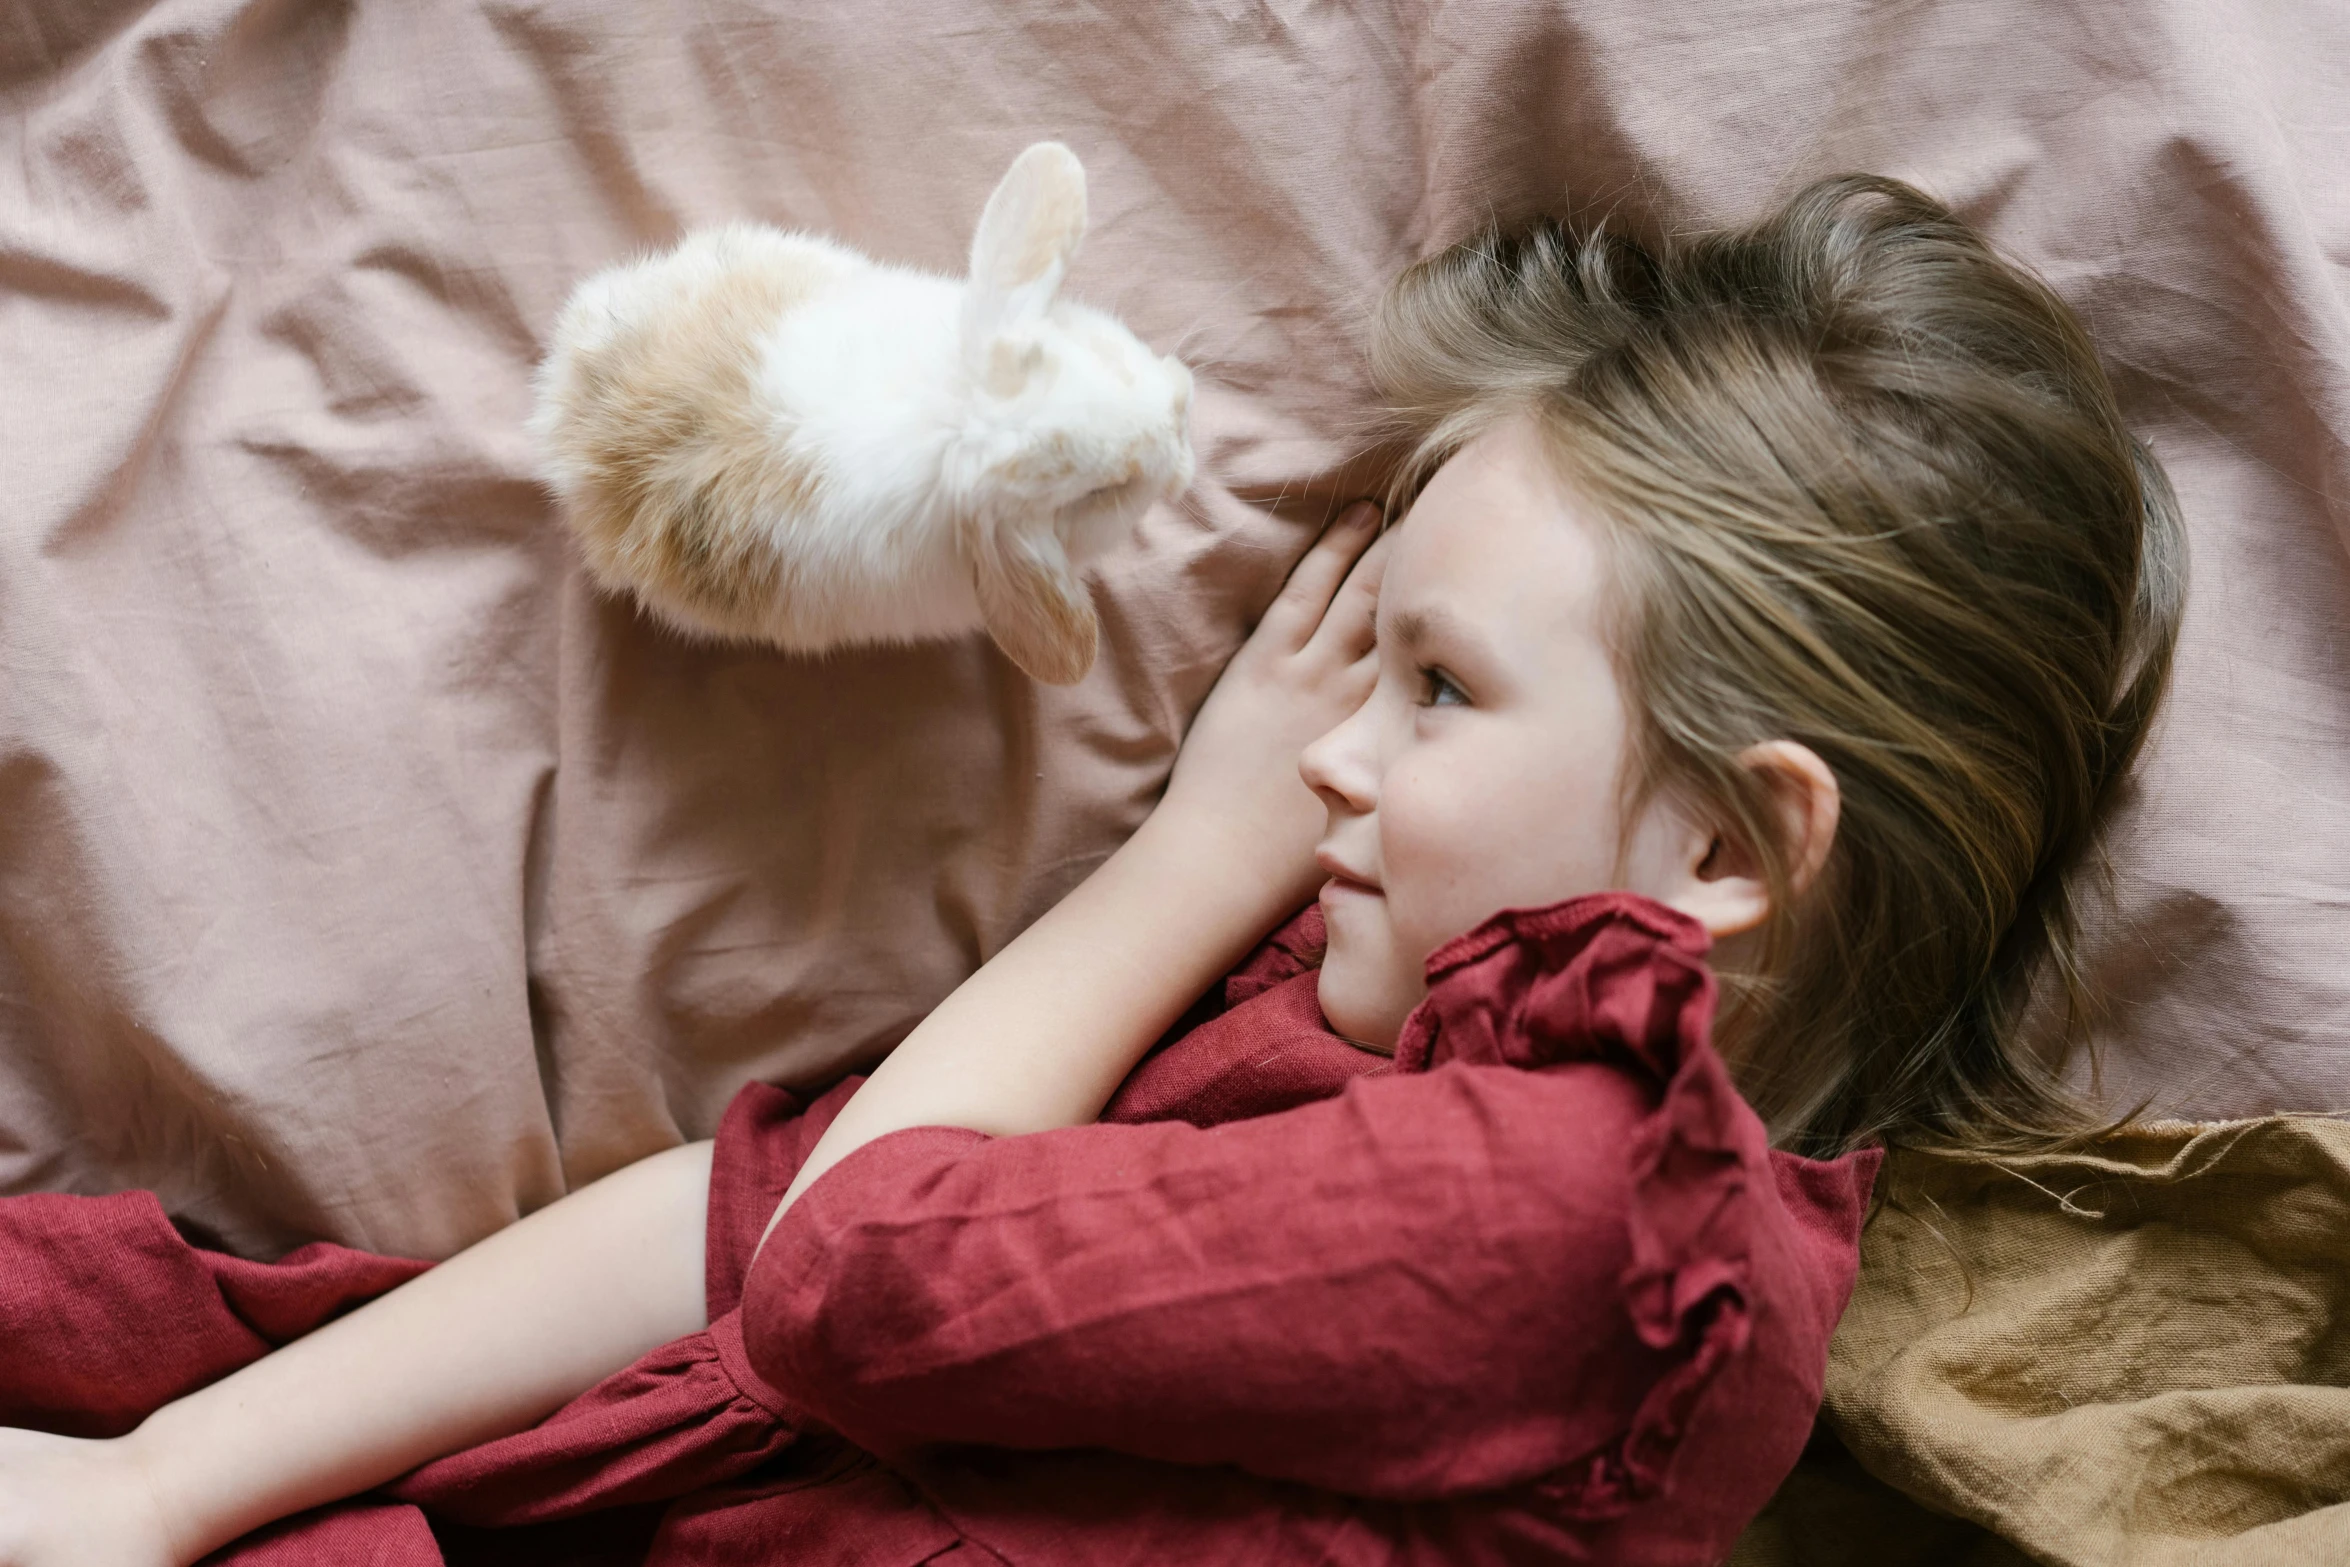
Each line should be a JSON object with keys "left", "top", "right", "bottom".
{"left": 1261, "top": 503, "right": 1382, "bottom": 648}
{"left": 1306, "top": 526, "right": 1391, "bottom": 663}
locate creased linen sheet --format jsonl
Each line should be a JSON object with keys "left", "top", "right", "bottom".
{"left": 2, "top": 1, "right": 2346, "bottom": 1274}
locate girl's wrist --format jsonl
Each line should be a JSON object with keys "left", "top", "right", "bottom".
{"left": 1133, "top": 795, "right": 1316, "bottom": 936}
{"left": 1151, "top": 787, "right": 1321, "bottom": 909}
{"left": 120, "top": 1413, "right": 209, "bottom": 1567}
{"left": 115, "top": 1418, "right": 206, "bottom": 1567}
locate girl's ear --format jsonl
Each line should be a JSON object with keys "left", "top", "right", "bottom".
{"left": 1668, "top": 741, "right": 1842, "bottom": 938}
{"left": 962, "top": 141, "right": 1087, "bottom": 380}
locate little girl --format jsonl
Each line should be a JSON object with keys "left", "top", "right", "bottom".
{"left": 0, "top": 173, "right": 2180, "bottom": 1565}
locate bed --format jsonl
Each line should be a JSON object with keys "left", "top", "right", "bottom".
{"left": 5, "top": 0, "right": 2348, "bottom": 1560}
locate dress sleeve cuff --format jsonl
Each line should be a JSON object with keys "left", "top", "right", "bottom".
{"left": 388, "top": 1309, "right": 804, "bottom": 1527}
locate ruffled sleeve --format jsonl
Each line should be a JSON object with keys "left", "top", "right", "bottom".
{"left": 386, "top": 1309, "right": 801, "bottom": 1527}
{"left": 1400, "top": 892, "right": 1816, "bottom": 1512}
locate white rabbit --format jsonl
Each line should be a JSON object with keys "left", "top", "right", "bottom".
{"left": 530, "top": 142, "right": 1196, "bottom": 684}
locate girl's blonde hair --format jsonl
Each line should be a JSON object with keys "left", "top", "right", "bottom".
{"left": 1370, "top": 175, "right": 2186, "bottom": 1155}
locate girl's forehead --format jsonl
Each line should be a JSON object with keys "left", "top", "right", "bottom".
{"left": 1383, "top": 423, "right": 1608, "bottom": 644}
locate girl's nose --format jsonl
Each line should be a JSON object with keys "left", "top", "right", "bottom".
{"left": 1299, "top": 704, "right": 1376, "bottom": 814}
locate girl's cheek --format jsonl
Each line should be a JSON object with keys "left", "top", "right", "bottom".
{"left": 1376, "top": 761, "right": 1477, "bottom": 962}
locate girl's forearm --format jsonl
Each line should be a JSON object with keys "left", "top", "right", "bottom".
{"left": 763, "top": 803, "right": 1295, "bottom": 1238}
{"left": 128, "top": 1140, "right": 715, "bottom": 1566}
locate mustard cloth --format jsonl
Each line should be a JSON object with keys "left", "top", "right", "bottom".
{"left": 1733, "top": 1116, "right": 2350, "bottom": 1566}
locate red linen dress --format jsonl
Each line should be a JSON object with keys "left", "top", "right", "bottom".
{"left": 0, "top": 892, "right": 1877, "bottom": 1565}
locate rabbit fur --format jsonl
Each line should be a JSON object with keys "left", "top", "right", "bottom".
{"left": 530, "top": 142, "right": 1196, "bottom": 685}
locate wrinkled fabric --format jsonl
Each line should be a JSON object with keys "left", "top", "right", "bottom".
{"left": 0, "top": 894, "right": 1874, "bottom": 1564}
{"left": 1732, "top": 1115, "right": 2350, "bottom": 1567}
{"left": 1, "top": 0, "right": 2345, "bottom": 1264}
{"left": 0, "top": 1191, "right": 428, "bottom": 1440}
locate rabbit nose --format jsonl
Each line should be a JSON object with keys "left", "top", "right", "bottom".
{"left": 1169, "top": 360, "right": 1194, "bottom": 420}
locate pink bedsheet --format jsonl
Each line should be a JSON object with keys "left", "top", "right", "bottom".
{"left": 2, "top": 0, "right": 2346, "bottom": 1259}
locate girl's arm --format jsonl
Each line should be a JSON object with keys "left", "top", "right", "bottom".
{"left": 758, "top": 503, "right": 1386, "bottom": 1241}
{"left": 130, "top": 1141, "right": 714, "bottom": 1561}
{"left": 0, "top": 1139, "right": 712, "bottom": 1567}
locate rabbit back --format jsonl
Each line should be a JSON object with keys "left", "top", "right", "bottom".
{"left": 531, "top": 143, "right": 1195, "bottom": 682}
{"left": 533, "top": 223, "right": 976, "bottom": 649}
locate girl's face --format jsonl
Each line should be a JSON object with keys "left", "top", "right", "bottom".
{"left": 1300, "top": 416, "right": 1720, "bottom": 1049}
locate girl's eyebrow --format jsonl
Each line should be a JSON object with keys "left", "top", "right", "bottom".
{"left": 1389, "top": 602, "right": 1507, "bottom": 686}
{"left": 1389, "top": 604, "right": 1460, "bottom": 653}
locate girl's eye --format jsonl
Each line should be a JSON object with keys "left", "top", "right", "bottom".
{"left": 1417, "top": 667, "right": 1468, "bottom": 709}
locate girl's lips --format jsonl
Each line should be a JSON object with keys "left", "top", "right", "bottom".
{"left": 1320, "top": 875, "right": 1383, "bottom": 899}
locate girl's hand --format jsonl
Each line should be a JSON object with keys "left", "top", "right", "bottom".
{"left": 1158, "top": 501, "right": 1389, "bottom": 918}
{"left": 0, "top": 1428, "right": 177, "bottom": 1567}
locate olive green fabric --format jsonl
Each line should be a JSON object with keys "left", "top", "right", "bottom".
{"left": 1734, "top": 1117, "right": 2350, "bottom": 1566}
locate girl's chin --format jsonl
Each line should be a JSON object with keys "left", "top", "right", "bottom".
{"left": 1314, "top": 963, "right": 1371, "bottom": 1044}
{"left": 1313, "top": 940, "right": 1416, "bottom": 1055}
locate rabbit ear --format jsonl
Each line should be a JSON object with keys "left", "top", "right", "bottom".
{"left": 962, "top": 509, "right": 1099, "bottom": 684}
{"left": 962, "top": 142, "right": 1088, "bottom": 375}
